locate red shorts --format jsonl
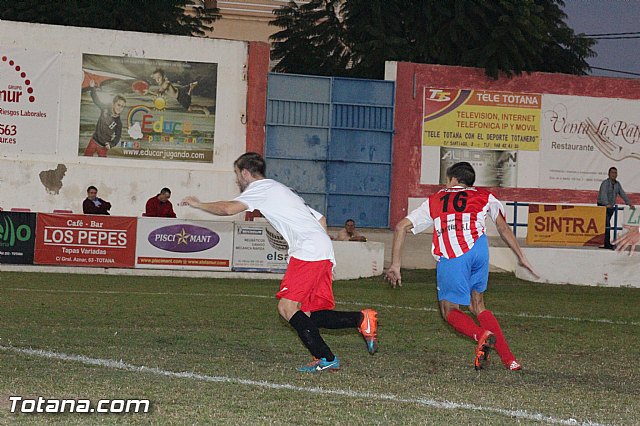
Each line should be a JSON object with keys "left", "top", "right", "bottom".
{"left": 84, "top": 138, "right": 108, "bottom": 157}
{"left": 276, "top": 257, "right": 334, "bottom": 312}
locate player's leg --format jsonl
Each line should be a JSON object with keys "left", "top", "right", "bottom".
{"left": 437, "top": 256, "right": 485, "bottom": 341}
{"left": 310, "top": 308, "right": 378, "bottom": 354}
{"left": 472, "top": 292, "right": 521, "bottom": 371}
{"left": 278, "top": 298, "right": 337, "bottom": 369}
{"left": 309, "top": 310, "right": 361, "bottom": 329}
{"left": 305, "top": 259, "right": 378, "bottom": 354}
{"left": 468, "top": 235, "right": 514, "bottom": 369}
{"left": 277, "top": 258, "right": 339, "bottom": 372}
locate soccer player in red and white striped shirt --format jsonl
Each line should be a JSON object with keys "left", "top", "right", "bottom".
{"left": 386, "top": 162, "right": 538, "bottom": 371}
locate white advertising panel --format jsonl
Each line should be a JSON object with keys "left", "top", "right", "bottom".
{"left": 232, "top": 222, "right": 288, "bottom": 273}
{"left": 0, "top": 46, "right": 61, "bottom": 155}
{"left": 540, "top": 94, "right": 640, "bottom": 191}
{"left": 135, "top": 218, "right": 233, "bottom": 270}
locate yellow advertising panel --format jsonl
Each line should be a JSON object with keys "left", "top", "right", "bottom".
{"left": 526, "top": 204, "right": 606, "bottom": 246}
{"left": 423, "top": 88, "right": 541, "bottom": 151}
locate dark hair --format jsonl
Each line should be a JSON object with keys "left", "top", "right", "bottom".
{"left": 160, "top": 187, "right": 171, "bottom": 195}
{"left": 152, "top": 68, "right": 165, "bottom": 78}
{"left": 234, "top": 152, "right": 266, "bottom": 177}
{"left": 345, "top": 219, "right": 355, "bottom": 225}
{"left": 446, "top": 162, "right": 476, "bottom": 186}
{"left": 609, "top": 167, "right": 617, "bottom": 173}
{"left": 87, "top": 185, "right": 97, "bottom": 192}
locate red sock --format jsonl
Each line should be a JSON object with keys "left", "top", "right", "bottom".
{"left": 477, "top": 310, "right": 515, "bottom": 366}
{"left": 446, "top": 309, "right": 484, "bottom": 341}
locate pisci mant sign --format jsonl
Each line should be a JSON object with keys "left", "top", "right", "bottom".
{"left": 0, "top": 211, "right": 37, "bottom": 264}
{"left": 34, "top": 213, "right": 137, "bottom": 268}
{"left": 135, "top": 218, "right": 233, "bottom": 270}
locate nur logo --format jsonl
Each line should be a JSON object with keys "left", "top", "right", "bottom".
{"left": 1, "top": 54, "right": 37, "bottom": 103}
{"left": 0, "top": 216, "right": 32, "bottom": 247}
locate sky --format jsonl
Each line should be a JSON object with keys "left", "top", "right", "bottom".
{"left": 562, "top": 0, "right": 640, "bottom": 78}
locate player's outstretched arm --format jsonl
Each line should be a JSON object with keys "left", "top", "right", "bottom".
{"left": 181, "top": 196, "right": 247, "bottom": 216}
{"left": 614, "top": 225, "right": 640, "bottom": 256}
{"left": 495, "top": 214, "right": 540, "bottom": 279}
{"left": 385, "top": 218, "right": 414, "bottom": 288}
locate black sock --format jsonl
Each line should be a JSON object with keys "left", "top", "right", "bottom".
{"left": 310, "top": 310, "right": 362, "bottom": 329}
{"left": 288, "top": 311, "right": 334, "bottom": 361}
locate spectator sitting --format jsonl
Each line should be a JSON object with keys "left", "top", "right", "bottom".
{"left": 145, "top": 187, "right": 176, "bottom": 218}
{"left": 336, "top": 219, "right": 367, "bottom": 242}
{"left": 83, "top": 186, "right": 111, "bottom": 215}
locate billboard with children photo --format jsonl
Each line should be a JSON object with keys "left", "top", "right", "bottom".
{"left": 78, "top": 54, "right": 217, "bottom": 163}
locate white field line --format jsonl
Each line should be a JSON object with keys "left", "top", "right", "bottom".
{"left": 229, "top": 293, "right": 640, "bottom": 327}
{"left": 0, "top": 344, "right": 606, "bottom": 426}
{"left": 1, "top": 287, "right": 638, "bottom": 327}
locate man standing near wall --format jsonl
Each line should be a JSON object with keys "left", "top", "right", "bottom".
{"left": 597, "top": 167, "right": 634, "bottom": 250}
{"left": 386, "top": 161, "right": 538, "bottom": 371}
{"left": 182, "top": 152, "right": 378, "bottom": 372}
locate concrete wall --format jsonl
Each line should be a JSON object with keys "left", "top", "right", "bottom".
{"left": 385, "top": 62, "right": 640, "bottom": 227}
{"left": 0, "top": 21, "right": 269, "bottom": 221}
{"left": 332, "top": 241, "right": 384, "bottom": 280}
{"left": 516, "top": 247, "right": 640, "bottom": 288}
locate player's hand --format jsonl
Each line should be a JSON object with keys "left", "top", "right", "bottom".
{"left": 518, "top": 257, "right": 540, "bottom": 280}
{"left": 105, "top": 143, "right": 111, "bottom": 150}
{"left": 385, "top": 265, "right": 402, "bottom": 288}
{"left": 180, "top": 196, "right": 200, "bottom": 208}
{"left": 89, "top": 79, "right": 95, "bottom": 88}
{"left": 614, "top": 225, "right": 640, "bottom": 256}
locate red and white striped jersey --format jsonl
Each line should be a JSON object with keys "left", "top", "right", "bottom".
{"left": 406, "top": 186, "right": 505, "bottom": 260}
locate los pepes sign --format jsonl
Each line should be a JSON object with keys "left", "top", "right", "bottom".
{"left": 34, "top": 213, "right": 136, "bottom": 268}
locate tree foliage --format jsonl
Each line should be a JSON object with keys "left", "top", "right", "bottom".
{"left": 270, "top": 0, "right": 596, "bottom": 79}
{"left": 0, "top": 0, "right": 220, "bottom": 37}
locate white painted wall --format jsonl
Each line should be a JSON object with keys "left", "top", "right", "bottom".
{"left": 332, "top": 241, "right": 384, "bottom": 280}
{"left": 0, "top": 20, "right": 249, "bottom": 220}
{"left": 516, "top": 247, "right": 640, "bottom": 288}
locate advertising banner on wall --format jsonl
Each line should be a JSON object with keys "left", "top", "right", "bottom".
{"left": 0, "top": 46, "right": 61, "bottom": 155}
{"left": 232, "top": 222, "right": 289, "bottom": 273}
{"left": 438, "top": 147, "right": 518, "bottom": 187}
{"left": 34, "top": 214, "right": 137, "bottom": 267}
{"left": 135, "top": 218, "right": 233, "bottom": 270}
{"left": 0, "top": 211, "right": 36, "bottom": 264}
{"left": 79, "top": 54, "right": 217, "bottom": 162}
{"left": 526, "top": 204, "right": 606, "bottom": 247}
{"left": 423, "top": 88, "right": 541, "bottom": 151}
{"left": 540, "top": 94, "right": 640, "bottom": 191}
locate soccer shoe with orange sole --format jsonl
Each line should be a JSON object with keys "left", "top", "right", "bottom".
{"left": 507, "top": 360, "right": 522, "bottom": 371}
{"left": 358, "top": 309, "right": 378, "bottom": 354}
{"left": 474, "top": 330, "right": 496, "bottom": 371}
{"left": 297, "top": 357, "right": 341, "bottom": 373}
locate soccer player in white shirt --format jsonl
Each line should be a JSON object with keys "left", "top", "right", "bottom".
{"left": 182, "top": 152, "right": 378, "bottom": 373}
{"left": 386, "top": 162, "right": 538, "bottom": 371}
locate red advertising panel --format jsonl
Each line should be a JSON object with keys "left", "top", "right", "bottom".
{"left": 35, "top": 214, "right": 136, "bottom": 268}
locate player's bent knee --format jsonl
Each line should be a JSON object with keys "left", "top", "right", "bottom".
{"left": 277, "top": 298, "right": 299, "bottom": 321}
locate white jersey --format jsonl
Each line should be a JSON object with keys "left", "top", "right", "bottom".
{"left": 234, "top": 179, "right": 335, "bottom": 264}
